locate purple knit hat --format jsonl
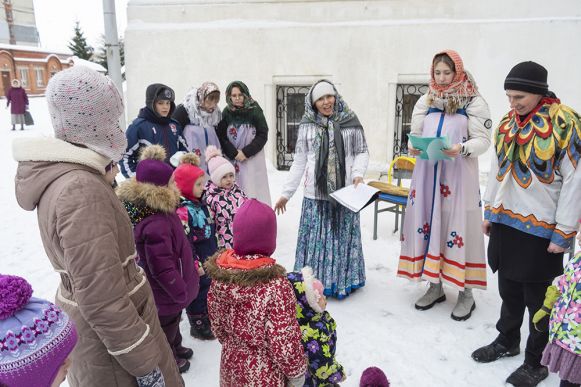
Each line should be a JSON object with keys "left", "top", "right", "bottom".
{"left": 135, "top": 144, "right": 174, "bottom": 186}
{"left": 233, "top": 199, "right": 276, "bottom": 256}
{"left": 360, "top": 366, "right": 390, "bottom": 387}
{"left": 0, "top": 275, "right": 77, "bottom": 387}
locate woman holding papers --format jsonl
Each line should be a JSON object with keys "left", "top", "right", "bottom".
{"left": 275, "top": 80, "right": 369, "bottom": 299}
{"left": 397, "top": 50, "right": 491, "bottom": 320}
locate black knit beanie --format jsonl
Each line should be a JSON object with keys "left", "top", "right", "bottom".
{"left": 504, "top": 61, "right": 548, "bottom": 95}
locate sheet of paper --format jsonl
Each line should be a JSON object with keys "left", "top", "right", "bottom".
{"left": 329, "top": 184, "right": 380, "bottom": 213}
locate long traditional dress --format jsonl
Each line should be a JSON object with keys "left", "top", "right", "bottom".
{"left": 217, "top": 81, "right": 271, "bottom": 205}
{"left": 281, "top": 80, "right": 369, "bottom": 299}
{"left": 397, "top": 95, "right": 489, "bottom": 290}
{"left": 397, "top": 50, "right": 491, "bottom": 292}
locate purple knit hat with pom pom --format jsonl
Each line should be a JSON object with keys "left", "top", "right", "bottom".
{"left": 0, "top": 274, "right": 77, "bottom": 387}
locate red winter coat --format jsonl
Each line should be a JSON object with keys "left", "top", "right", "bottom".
{"left": 206, "top": 250, "right": 307, "bottom": 386}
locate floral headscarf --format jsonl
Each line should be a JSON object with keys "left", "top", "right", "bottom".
{"left": 182, "top": 82, "right": 221, "bottom": 127}
{"left": 196, "top": 82, "right": 220, "bottom": 107}
{"left": 427, "top": 49, "right": 479, "bottom": 114}
{"left": 225, "top": 81, "right": 257, "bottom": 112}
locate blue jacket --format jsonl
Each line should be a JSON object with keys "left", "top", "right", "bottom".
{"left": 120, "top": 107, "right": 188, "bottom": 177}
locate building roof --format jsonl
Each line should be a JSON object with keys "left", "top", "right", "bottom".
{"left": 0, "top": 43, "right": 71, "bottom": 55}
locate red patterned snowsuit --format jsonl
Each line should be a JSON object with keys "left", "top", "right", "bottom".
{"left": 206, "top": 250, "right": 307, "bottom": 386}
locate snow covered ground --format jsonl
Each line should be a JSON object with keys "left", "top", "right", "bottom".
{"left": 1, "top": 96, "right": 560, "bottom": 386}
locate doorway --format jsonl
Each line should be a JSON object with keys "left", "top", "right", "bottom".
{"left": 1, "top": 71, "right": 11, "bottom": 96}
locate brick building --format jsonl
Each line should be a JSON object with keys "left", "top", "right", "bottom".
{"left": 1, "top": 0, "right": 73, "bottom": 96}
{"left": 0, "top": 44, "right": 71, "bottom": 96}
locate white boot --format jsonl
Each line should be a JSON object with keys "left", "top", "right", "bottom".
{"left": 451, "top": 288, "right": 476, "bottom": 321}
{"left": 414, "top": 282, "right": 445, "bottom": 310}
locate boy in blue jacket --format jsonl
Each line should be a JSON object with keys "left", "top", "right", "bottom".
{"left": 120, "top": 83, "right": 188, "bottom": 177}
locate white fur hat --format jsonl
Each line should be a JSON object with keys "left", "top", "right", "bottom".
{"left": 310, "top": 81, "right": 335, "bottom": 104}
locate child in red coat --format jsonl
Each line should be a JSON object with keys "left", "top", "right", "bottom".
{"left": 206, "top": 199, "right": 307, "bottom": 386}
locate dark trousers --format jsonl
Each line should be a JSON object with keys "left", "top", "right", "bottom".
{"left": 158, "top": 311, "right": 183, "bottom": 360}
{"left": 186, "top": 274, "right": 211, "bottom": 317}
{"left": 495, "top": 275, "right": 552, "bottom": 367}
{"left": 561, "top": 380, "right": 580, "bottom": 387}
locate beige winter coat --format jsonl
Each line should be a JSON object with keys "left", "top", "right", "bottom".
{"left": 12, "top": 137, "right": 184, "bottom": 387}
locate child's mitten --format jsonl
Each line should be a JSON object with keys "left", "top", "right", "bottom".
{"left": 533, "top": 285, "right": 560, "bottom": 332}
{"left": 136, "top": 366, "right": 165, "bottom": 387}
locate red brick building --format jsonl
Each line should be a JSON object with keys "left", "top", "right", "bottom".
{"left": 0, "top": 43, "right": 72, "bottom": 96}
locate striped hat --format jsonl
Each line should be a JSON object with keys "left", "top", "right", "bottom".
{"left": 504, "top": 61, "right": 549, "bottom": 95}
{"left": 0, "top": 275, "right": 77, "bottom": 387}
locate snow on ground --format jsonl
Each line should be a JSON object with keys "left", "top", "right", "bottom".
{"left": 1, "top": 97, "right": 559, "bottom": 386}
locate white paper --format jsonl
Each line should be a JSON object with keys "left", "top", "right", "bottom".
{"left": 329, "top": 183, "right": 380, "bottom": 213}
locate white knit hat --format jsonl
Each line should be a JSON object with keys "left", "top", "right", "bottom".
{"left": 46, "top": 66, "right": 127, "bottom": 161}
{"left": 310, "top": 81, "right": 335, "bottom": 104}
{"left": 205, "top": 145, "right": 235, "bottom": 184}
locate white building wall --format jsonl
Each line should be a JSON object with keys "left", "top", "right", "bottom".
{"left": 125, "top": 0, "right": 581, "bottom": 172}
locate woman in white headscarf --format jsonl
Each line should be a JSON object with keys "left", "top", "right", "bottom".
{"left": 173, "top": 82, "right": 222, "bottom": 173}
{"left": 275, "top": 80, "right": 369, "bottom": 299}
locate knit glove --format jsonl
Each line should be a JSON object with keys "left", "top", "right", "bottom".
{"left": 287, "top": 374, "right": 305, "bottom": 387}
{"left": 136, "top": 367, "right": 165, "bottom": 387}
{"left": 533, "top": 285, "right": 561, "bottom": 332}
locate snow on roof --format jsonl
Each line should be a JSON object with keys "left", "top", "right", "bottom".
{"left": 70, "top": 56, "right": 107, "bottom": 73}
{"left": 126, "top": 16, "right": 581, "bottom": 31}
{"left": 0, "top": 43, "right": 71, "bottom": 56}
{"left": 12, "top": 56, "right": 70, "bottom": 64}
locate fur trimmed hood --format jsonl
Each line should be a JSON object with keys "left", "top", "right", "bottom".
{"left": 13, "top": 137, "right": 112, "bottom": 211}
{"left": 204, "top": 252, "right": 286, "bottom": 287}
{"left": 116, "top": 178, "right": 180, "bottom": 214}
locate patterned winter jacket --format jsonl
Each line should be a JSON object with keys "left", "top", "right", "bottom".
{"left": 176, "top": 197, "right": 218, "bottom": 263}
{"left": 287, "top": 272, "right": 345, "bottom": 386}
{"left": 203, "top": 181, "right": 247, "bottom": 249}
{"left": 206, "top": 250, "right": 307, "bottom": 386}
{"left": 549, "top": 252, "right": 581, "bottom": 355}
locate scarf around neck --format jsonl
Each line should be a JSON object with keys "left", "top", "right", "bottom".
{"left": 302, "top": 80, "right": 363, "bottom": 201}
{"left": 123, "top": 201, "right": 158, "bottom": 227}
{"left": 427, "top": 49, "right": 479, "bottom": 114}
{"left": 216, "top": 249, "right": 275, "bottom": 270}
